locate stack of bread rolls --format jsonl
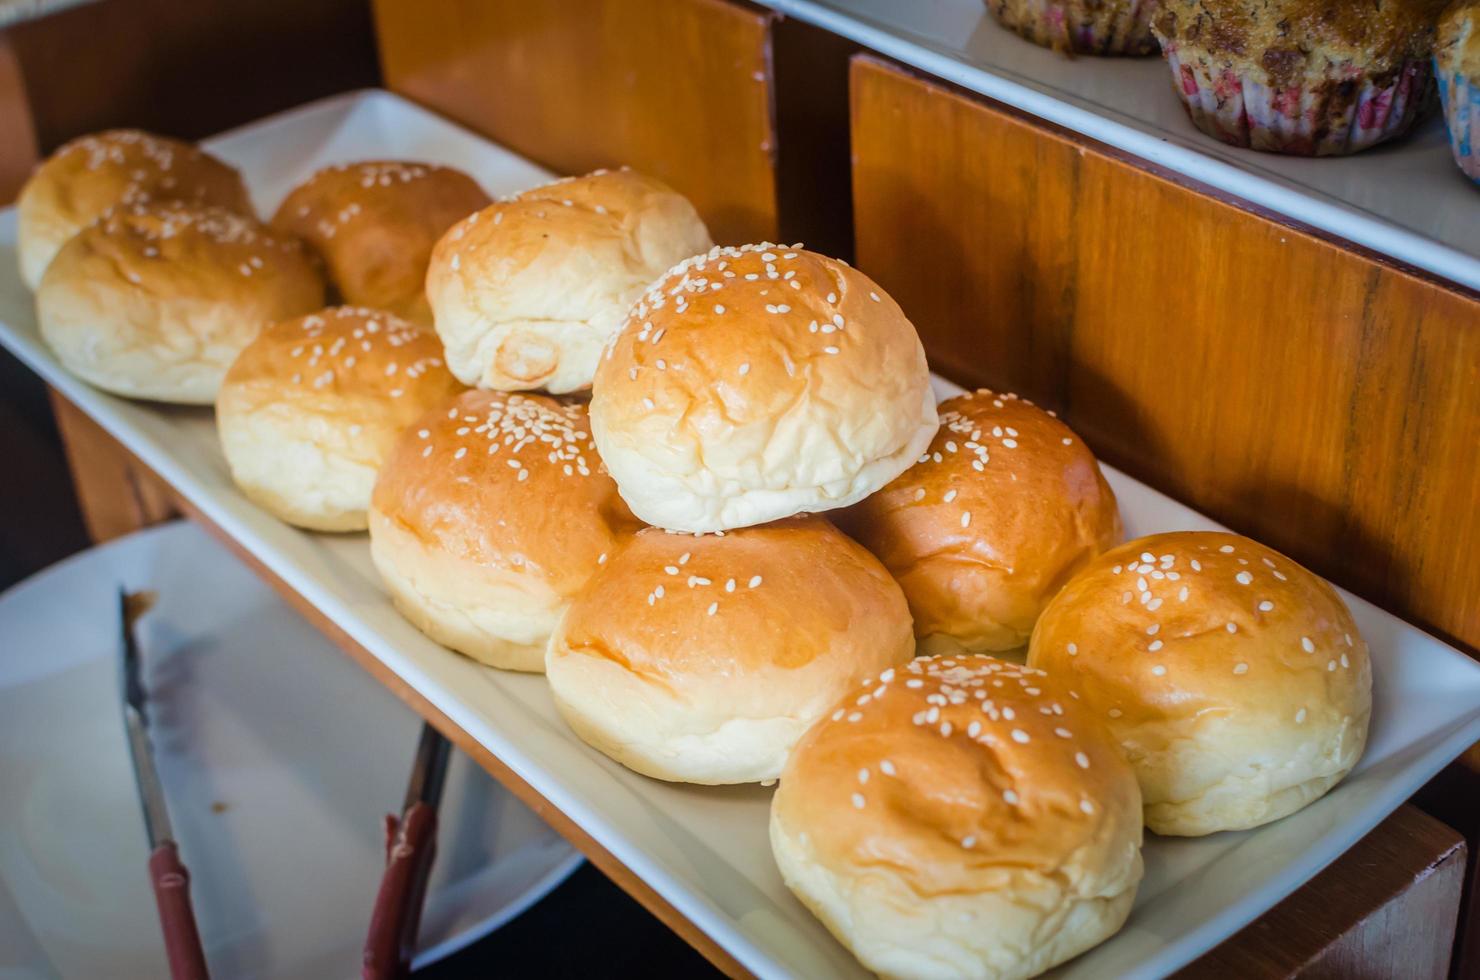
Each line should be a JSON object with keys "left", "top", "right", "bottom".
{"left": 19, "top": 129, "right": 1375, "bottom": 980}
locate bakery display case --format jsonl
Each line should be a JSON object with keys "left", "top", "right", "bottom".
{"left": 0, "top": 0, "right": 1477, "bottom": 977}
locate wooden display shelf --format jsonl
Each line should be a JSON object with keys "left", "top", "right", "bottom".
{"left": 46, "top": 387, "right": 1469, "bottom": 979}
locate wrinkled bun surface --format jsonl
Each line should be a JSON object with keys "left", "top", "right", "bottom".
{"left": 427, "top": 168, "right": 711, "bottom": 393}
{"left": 37, "top": 202, "right": 325, "bottom": 403}
{"left": 218, "top": 307, "right": 463, "bottom": 531}
{"left": 590, "top": 244, "right": 939, "bottom": 532}
{"left": 272, "top": 161, "right": 490, "bottom": 323}
{"left": 771, "top": 655, "right": 1143, "bottom": 980}
{"left": 546, "top": 517, "right": 915, "bottom": 783}
{"left": 18, "top": 129, "right": 251, "bottom": 290}
{"left": 369, "top": 390, "right": 640, "bottom": 670}
{"left": 839, "top": 390, "right": 1121, "bottom": 656}
{"left": 1028, "top": 531, "right": 1372, "bottom": 836}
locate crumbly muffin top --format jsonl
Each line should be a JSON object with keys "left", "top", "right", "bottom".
{"left": 1437, "top": 0, "right": 1480, "bottom": 77}
{"left": 1155, "top": 0, "right": 1448, "bottom": 83}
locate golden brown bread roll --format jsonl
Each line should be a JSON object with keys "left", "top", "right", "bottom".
{"left": 1028, "top": 531, "right": 1372, "bottom": 836}
{"left": 217, "top": 306, "right": 464, "bottom": 530}
{"left": 590, "top": 244, "right": 939, "bottom": 532}
{"left": 18, "top": 129, "right": 251, "bottom": 290}
{"left": 369, "top": 390, "right": 640, "bottom": 670}
{"left": 838, "top": 389, "right": 1121, "bottom": 657}
{"left": 426, "top": 168, "right": 712, "bottom": 394}
{"left": 772, "top": 654, "right": 1144, "bottom": 980}
{"left": 546, "top": 517, "right": 916, "bottom": 783}
{"left": 37, "top": 201, "right": 325, "bottom": 403}
{"left": 272, "top": 161, "right": 491, "bottom": 323}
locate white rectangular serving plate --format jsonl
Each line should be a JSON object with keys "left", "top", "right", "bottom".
{"left": 1, "top": 89, "right": 1477, "bottom": 979}
{"left": 753, "top": 0, "right": 1480, "bottom": 293}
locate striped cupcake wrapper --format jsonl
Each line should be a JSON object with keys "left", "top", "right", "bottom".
{"left": 1436, "top": 64, "right": 1480, "bottom": 182}
{"left": 1163, "top": 44, "right": 1432, "bottom": 156}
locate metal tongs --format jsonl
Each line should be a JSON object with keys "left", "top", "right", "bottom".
{"left": 119, "top": 589, "right": 210, "bottom": 980}
{"left": 362, "top": 722, "right": 451, "bottom": 979}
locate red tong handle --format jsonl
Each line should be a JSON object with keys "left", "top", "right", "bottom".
{"left": 362, "top": 803, "right": 439, "bottom": 980}
{"left": 148, "top": 841, "right": 209, "bottom": 980}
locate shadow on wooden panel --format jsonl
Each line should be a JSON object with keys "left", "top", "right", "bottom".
{"left": 773, "top": 16, "right": 857, "bottom": 260}
{"left": 5, "top": 0, "right": 378, "bottom": 151}
{"left": 850, "top": 55, "right": 1480, "bottom": 656}
{"left": 372, "top": 0, "right": 779, "bottom": 246}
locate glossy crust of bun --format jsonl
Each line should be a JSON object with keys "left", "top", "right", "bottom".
{"left": 839, "top": 390, "right": 1121, "bottom": 657}
{"left": 36, "top": 202, "right": 325, "bottom": 404}
{"left": 271, "top": 161, "right": 491, "bottom": 323}
{"left": 427, "top": 168, "right": 712, "bottom": 393}
{"left": 17, "top": 129, "right": 251, "bottom": 290}
{"left": 217, "top": 307, "right": 463, "bottom": 530}
{"left": 369, "top": 390, "right": 640, "bottom": 670}
{"left": 546, "top": 517, "right": 915, "bottom": 783}
{"left": 1028, "top": 531, "right": 1372, "bottom": 836}
{"left": 590, "top": 244, "right": 939, "bottom": 532}
{"left": 771, "top": 655, "right": 1143, "bottom": 980}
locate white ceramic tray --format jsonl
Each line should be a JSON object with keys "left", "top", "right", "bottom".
{"left": 0, "top": 521, "right": 581, "bottom": 979}
{"left": 1, "top": 89, "right": 1477, "bottom": 979}
{"left": 754, "top": 0, "right": 1480, "bottom": 293}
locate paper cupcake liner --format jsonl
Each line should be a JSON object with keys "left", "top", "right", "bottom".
{"left": 988, "top": 0, "right": 1159, "bottom": 56}
{"left": 1436, "top": 65, "right": 1480, "bottom": 182}
{"left": 1162, "top": 43, "right": 1432, "bottom": 156}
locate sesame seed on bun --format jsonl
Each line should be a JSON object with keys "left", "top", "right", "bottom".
{"left": 771, "top": 655, "right": 1144, "bottom": 980}
{"left": 546, "top": 516, "right": 915, "bottom": 784}
{"left": 369, "top": 390, "right": 641, "bottom": 671}
{"left": 1028, "top": 531, "right": 1372, "bottom": 836}
{"left": 271, "top": 161, "right": 491, "bottom": 323}
{"left": 590, "top": 244, "right": 939, "bottom": 533}
{"left": 426, "top": 168, "right": 712, "bottom": 394}
{"left": 17, "top": 129, "right": 252, "bottom": 290}
{"left": 838, "top": 389, "right": 1122, "bottom": 657}
{"left": 217, "top": 307, "right": 463, "bottom": 531}
{"left": 36, "top": 201, "right": 325, "bottom": 404}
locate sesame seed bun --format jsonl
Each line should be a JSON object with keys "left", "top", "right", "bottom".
{"left": 771, "top": 655, "right": 1143, "bottom": 980}
{"left": 838, "top": 390, "right": 1122, "bottom": 657}
{"left": 545, "top": 517, "right": 915, "bottom": 784}
{"left": 369, "top": 390, "right": 641, "bottom": 671}
{"left": 271, "top": 161, "right": 491, "bottom": 324}
{"left": 589, "top": 244, "right": 939, "bottom": 533}
{"left": 426, "top": 168, "right": 712, "bottom": 394}
{"left": 36, "top": 202, "right": 325, "bottom": 404}
{"left": 217, "top": 307, "right": 463, "bottom": 531}
{"left": 17, "top": 129, "right": 252, "bottom": 290}
{"left": 1027, "top": 531, "right": 1372, "bottom": 836}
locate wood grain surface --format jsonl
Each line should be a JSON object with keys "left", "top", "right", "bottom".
{"left": 850, "top": 55, "right": 1480, "bottom": 658}
{"left": 372, "top": 0, "right": 779, "bottom": 246}
{"left": 1177, "top": 805, "right": 1465, "bottom": 978}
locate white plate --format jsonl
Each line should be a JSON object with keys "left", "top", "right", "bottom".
{"left": 754, "top": 0, "right": 1480, "bottom": 292}
{"left": 0, "top": 89, "right": 1476, "bottom": 979}
{"left": 0, "top": 521, "right": 581, "bottom": 979}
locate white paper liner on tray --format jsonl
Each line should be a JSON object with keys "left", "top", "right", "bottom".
{"left": 1163, "top": 44, "right": 1432, "bottom": 156}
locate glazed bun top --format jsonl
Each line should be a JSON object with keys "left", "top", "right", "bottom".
{"left": 271, "top": 160, "right": 492, "bottom": 322}
{"left": 371, "top": 389, "right": 640, "bottom": 595}
{"left": 776, "top": 654, "right": 1143, "bottom": 893}
{"left": 221, "top": 305, "right": 459, "bottom": 409}
{"left": 426, "top": 168, "right": 713, "bottom": 393}
{"left": 590, "top": 243, "right": 938, "bottom": 532}
{"left": 1029, "top": 531, "right": 1371, "bottom": 735}
{"left": 18, "top": 129, "right": 251, "bottom": 289}
{"left": 1154, "top": 0, "right": 1449, "bottom": 74}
